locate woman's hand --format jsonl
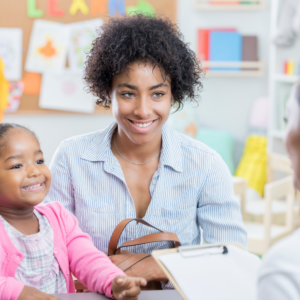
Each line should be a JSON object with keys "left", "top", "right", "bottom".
{"left": 127, "top": 256, "right": 168, "bottom": 282}
{"left": 18, "top": 286, "right": 60, "bottom": 300}
{"left": 112, "top": 276, "right": 146, "bottom": 300}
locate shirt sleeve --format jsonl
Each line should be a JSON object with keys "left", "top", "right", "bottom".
{"left": 59, "top": 203, "right": 126, "bottom": 298}
{"left": 0, "top": 277, "right": 24, "bottom": 300}
{"left": 43, "top": 142, "right": 75, "bottom": 214}
{"left": 257, "top": 273, "right": 300, "bottom": 300}
{"left": 197, "top": 152, "right": 247, "bottom": 249}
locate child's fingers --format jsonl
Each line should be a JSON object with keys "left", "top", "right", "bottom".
{"left": 119, "top": 286, "right": 141, "bottom": 299}
{"left": 127, "top": 276, "right": 147, "bottom": 287}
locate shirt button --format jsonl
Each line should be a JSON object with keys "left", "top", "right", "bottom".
{"left": 67, "top": 271, "right": 70, "bottom": 275}
{"left": 153, "top": 180, "right": 157, "bottom": 185}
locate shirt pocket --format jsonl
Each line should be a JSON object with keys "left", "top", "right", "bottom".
{"left": 156, "top": 205, "right": 195, "bottom": 238}
{"left": 74, "top": 192, "right": 115, "bottom": 212}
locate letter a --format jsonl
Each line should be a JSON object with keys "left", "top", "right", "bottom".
{"left": 69, "top": 0, "right": 89, "bottom": 15}
{"left": 108, "top": 0, "right": 125, "bottom": 17}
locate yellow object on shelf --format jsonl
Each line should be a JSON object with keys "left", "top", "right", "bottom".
{"left": 0, "top": 58, "right": 9, "bottom": 121}
{"left": 286, "top": 60, "right": 295, "bottom": 75}
{"left": 235, "top": 136, "right": 267, "bottom": 196}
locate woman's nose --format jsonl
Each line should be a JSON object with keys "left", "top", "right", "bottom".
{"left": 134, "top": 97, "right": 152, "bottom": 119}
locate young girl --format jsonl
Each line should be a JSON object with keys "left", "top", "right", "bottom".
{"left": 0, "top": 123, "right": 146, "bottom": 300}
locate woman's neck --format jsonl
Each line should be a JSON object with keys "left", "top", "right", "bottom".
{"left": 113, "top": 128, "right": 162, "bottom": 163}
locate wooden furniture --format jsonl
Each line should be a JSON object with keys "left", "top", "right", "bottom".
{"left": 268, "top": 0, "right": 300, "bottom": 154}
{"left": 202, "top": 61, "right": 264, "bottom": 78}
{"left": 232, "top": 176, "right": 247, "bottom": 219}
{"left": 244, "top": 154, "right": 295, "bottom": 225}
{"left": 194, "top": 0, "right": 265, "bottom": 11}
{"left": 242, "top": 176, "right": 295, "bottom": 255}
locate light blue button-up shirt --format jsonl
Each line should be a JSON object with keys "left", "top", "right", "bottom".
{"left": 45, "top": 122, "right": 247, "bottom": 256}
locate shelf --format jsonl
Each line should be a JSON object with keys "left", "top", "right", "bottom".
{"left": 271, "top": 130, "right": 285, "bottom": 140}
{"left": 274, "top": 74, "right": 299, "bottom": 83}
{"left": 202, "top": 61, "right": 263, "bottom": 77}
{"left": 194, "top": 0, "right": 264, "bottom": 11}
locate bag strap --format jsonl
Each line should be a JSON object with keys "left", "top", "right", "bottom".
{"left": 116, "top": 253, "right": 151, "bottom": 272}
{"left": 108, "top": 218, "right": 181, "bottom": 255}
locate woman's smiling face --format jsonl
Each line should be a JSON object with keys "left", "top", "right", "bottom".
{"left": 109, "top": 61, "right": 172, "bottom": 145}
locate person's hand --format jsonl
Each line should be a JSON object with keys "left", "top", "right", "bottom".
{"left": 126, "top": 256, "right": 168, "bottom": 282}
{"left": 112, "top": 276, "right": 147, "bottom": 300}
{"left": 18, "top": 286, "right": 60, "bottom": 300}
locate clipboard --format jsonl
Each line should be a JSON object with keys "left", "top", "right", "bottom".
{"left": 152, "top": 243, "right": 250, "bottom": 300}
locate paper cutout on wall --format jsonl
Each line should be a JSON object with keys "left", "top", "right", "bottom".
{"left": 48, "top": 0, "right": 64, "bottom": 17}
{"left": 39, "top": 71, "right": 95, "bottom": 113}
{"left": 25, "top": 20, "right": 69, "bottom": 74}
{"left": 69, "top": 0, "right": 89, "bottom": 15}
{"left": 67, "top": 19, "right": 103, "bottom": 72}
{"left": 91, "top": 0, "right": 107, "bottom": 15}
{"left": 0, "top": 58, "right": 9, "bottom": 120}
{"left": 109, "top": 0, "right": 125, "bottom": 17}
{"left": 22, "top": 72, "right": 41, "bottom": 95}
{"left": 5, "top": 82, "right": 24, "bottom": 113}
{"left": 0, "top": 28, "right": 23, "bottom": 81}
{"left": 126, "top": 0, "right": 155, "bottom": 16}
{"left": 27, "top": 0, "right": 44, "bottom": 18}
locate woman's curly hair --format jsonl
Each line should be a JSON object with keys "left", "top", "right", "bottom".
{"left": 84, "top": 14, "right": 203, "bottom": 110}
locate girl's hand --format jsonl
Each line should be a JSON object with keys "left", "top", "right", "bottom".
{"left": 112, "top": 276, "right": 147, "bottom": 300}
{"left": 18, "top": 286, "right": 60, "bottom": 300}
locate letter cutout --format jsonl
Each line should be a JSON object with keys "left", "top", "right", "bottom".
{"left": 48, "top": 0, "right": 64, "bottom": 16}
{"left": 27, "top": 0, "right": 44, "bottom": 18}
{"left": 69, "top": 0, "right": 89, "bottom": 15}
{"left": 91, "top": 0, "right": 106, "bottom": 15}
{"left": 109, "top": 0, "right": 125, "bottom": 17}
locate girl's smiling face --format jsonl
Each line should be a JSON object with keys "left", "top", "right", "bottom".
{"left": 0, "top": 128, "right": 51, "bottom": 210}
{"left": 285, "top": 82, "right": 300, "bottom": 190}
{"left": 109, "top": 62, "right": 172, "bottom": 145}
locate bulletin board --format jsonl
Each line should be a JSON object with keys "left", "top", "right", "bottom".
{"left": 0, "top": 0, "right": 177, "bottom": 115}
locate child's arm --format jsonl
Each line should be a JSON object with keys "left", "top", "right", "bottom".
{"left": 0, "top": 277, "right": 59, "bottom": 300}
{"left": 18, "top": 286, "right": 60, "bottom": 300}
{"left": 59, "top": 204, "right": 130, "bottom": 298}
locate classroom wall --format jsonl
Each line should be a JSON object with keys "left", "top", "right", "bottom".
{"left": 178, "top": 0, "right": 271, "bottom": 140}
{"left": 4, "top": 0, "right": 271, "bottom": 164}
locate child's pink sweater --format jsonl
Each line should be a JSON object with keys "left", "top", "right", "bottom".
{"left": 0, "top": 202, "right": 126, "bottom": 300}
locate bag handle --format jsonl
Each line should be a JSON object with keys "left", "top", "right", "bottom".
{"left": 108, "top": 218, "right": 181, "bottom": 255}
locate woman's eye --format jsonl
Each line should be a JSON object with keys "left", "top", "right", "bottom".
{"left": 153, "top": 93, "right": 164, "bottom": 98}
{"left": 122, "top": 92, "right": 134, "bottom": 98}
{"left": 11, "top": 164, "right": 22, "bottom": 169}
{"left": 36, "top": 160, "right": 44, "bottom": 165}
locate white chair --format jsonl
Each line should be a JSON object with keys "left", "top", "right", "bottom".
{"left": 244, "top": 154, "right": 297, "bottom": 226}
{"left": 243, "top": 176, "right": 295, "bottom": 255}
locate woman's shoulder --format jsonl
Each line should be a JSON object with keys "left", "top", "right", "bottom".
{"left": 165, "top": 124, "right": 217, "bottom": 157}
{"left": 55, "top": 122, "right": 115, "bottom": 156}
{"left": 258, "top": 229, "right": 300, "bottom": 279}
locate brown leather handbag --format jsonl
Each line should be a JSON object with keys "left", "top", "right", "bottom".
{"left": 107, "top": 218, "right": 181, "bottom": 290}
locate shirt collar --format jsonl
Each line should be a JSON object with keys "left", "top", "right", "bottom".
{"left": 81, "top": 122, "right": 183, "bottom": 173}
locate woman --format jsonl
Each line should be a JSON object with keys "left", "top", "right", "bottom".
{"left": 257, "top": 80, "right": 300, "bottom": 299}
{"left": 45, "top": 15, "right": 247, "bottom": 287}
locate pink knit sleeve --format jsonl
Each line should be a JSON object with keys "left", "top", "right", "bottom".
{"left": 0, "top": 277, "right": 24, "bottom": 300}
{"left": 59, "top": 204, "right": 126, "bottom": 298}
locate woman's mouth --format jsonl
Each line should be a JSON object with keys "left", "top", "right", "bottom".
{"left": 128, "top": 119, "right": 157, "bottom": 133}
{"left": 21, "top": 183, "right": 45, "bottom": 192}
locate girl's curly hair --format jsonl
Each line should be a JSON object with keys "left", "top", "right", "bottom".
{"left": 84, "top": 14, "right": 203, "bottom": 110}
